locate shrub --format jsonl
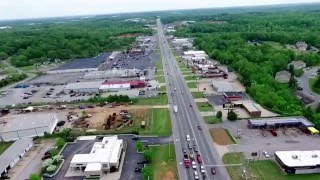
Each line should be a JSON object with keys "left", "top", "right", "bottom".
{"left": 141, "top": 165, "right": 153, "bottom": 179}
{"left": 46, "top": 165, "right": 57, "bottom": 172}
{"left": 56, "top": 138, "right": 66, "bottom": 148}
{"left": 136, "top": 140, "right": 144, "bottom": 152}
{"left": 227, "top": 110, "right": 238, "bottom": 121}
{"left": 216, "top": 111, "right": 222, "bottom": 119}
{"left": 29, "top": 173, "right": 41, "bottom": 180}
{"left": 143, "top": 149, "right": 153, "bottom": 162}
{"left": 52, "top": 155, "right": 63, "bottom": 163}
{"left": 50, "top": 148, "right": 59, "bottom": 157}
{"left": 42, "top": 159, "right": 53, "bottom": 168}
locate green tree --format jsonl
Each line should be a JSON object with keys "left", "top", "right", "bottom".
{"left": 288, "top": 64, "right": 294, "bottom": 74}
{"left": 0, "top": 52, "right": 8, "bottom": 60}
{"left": 289, "top": 76, "right": 297, "bottom": 88}
{"left": 56, "top": 138, "right": 66, "bottom": 149}
{"left": 29, "top": 173, "right": 41, "bottom": 180}
{"left": 143, "top": 149, "right": 153, "bottom": 162}
{"left": 136, "top": 140, "right": 144, "bottom": 152}
{"left": 49, "top": 148, "right": 59, "bottom": 157}
{"left": 216, "top": 111, "right": 222, "bottom": 119}
{"left": 141, "top": 165, "right": 153, "bottom": 179}
{"left": 227, "top": 110, "right": 238, "bottom": 121}
{"left": 316, "top": 104, "right": 320, "bottom": 113}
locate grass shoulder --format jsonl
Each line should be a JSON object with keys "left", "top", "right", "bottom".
{"left": 196, "top": 102, "right": 214, "bottom": 112}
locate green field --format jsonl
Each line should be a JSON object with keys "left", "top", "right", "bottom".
{"left": 187, "top": 82, "right": 197, "bottom": 88}
{"left": 156, "top": 57, "right": 164, "bottom": 70}
{"left": 155, "top": 75, "right": 165, "bottom": 83}
{"left": 148, "top": 144, "right": 177, "bottom": 180}
{"left": 192, "top": 92, "right": 205, "bottom": 98}
{"left": 196, "top": 102, "right": 214, "bottom": 112}
{"left": 140, "top": 108, "right": 172, "bottom": 136}
{"left": 309, "top": 77, "right": 320, "bottom": 94}
{"left": 184, "top": 75, "right": 200, "bottom": 81}
{"left": 0, "top": 142, "right": 13, "bottom": 155}
{"left": 133, "top": 94, "right": 168, "bottom": 105}
{"left": 155, "top": 69, "right": 164, "bottom": 76}
{"left": 223, "top": 153, "right": 320, "bottom": 180}
{"left": 203, "top": 116, "right": 222, "bottom": 124}
{"left": 182, "top": 71, "right": 193, "bottom": 75}
{"left": 160, "top": 85, "right": 167, "bottom": 91}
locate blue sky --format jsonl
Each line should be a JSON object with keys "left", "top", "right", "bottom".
{"left": 0, "top": 0, "right": 319, "bottom": 20}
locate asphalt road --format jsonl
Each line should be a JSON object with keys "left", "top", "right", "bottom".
{"left": 157, "top": 19, "right": 230, "bottom": 180}
{"left": 297, "top": 66, "right": 320, "bottom": 105}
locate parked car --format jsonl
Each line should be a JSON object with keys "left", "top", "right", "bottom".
{"left": 57, "top": 121, "right": 65, "bottom": 127}
{"left": 297, "top": 87, "right": 303, "bottom": 91}
{"left": 41, "top": 154, "right": 50, "bottom": 160}
{"left": 211, "top": 167, "right": 216, "bottom": 175}
{"left": 263, "top": 151, "right": 270, "bottom": 158}
{"left": 132, "top": 136, "right": 141, "bottom": 140}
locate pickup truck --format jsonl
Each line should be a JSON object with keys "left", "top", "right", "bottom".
{"left": 183, "top": 154, "right": 190, "bottom": 168}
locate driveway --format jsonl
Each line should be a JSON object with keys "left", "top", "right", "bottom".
{"left": 297, "top": 66, "right": 320, "bottom": 105}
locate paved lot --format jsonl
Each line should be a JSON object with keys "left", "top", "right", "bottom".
{"left": 207, "top": 93, "right": 249, "bottom": 106}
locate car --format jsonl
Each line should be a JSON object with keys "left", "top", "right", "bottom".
{"left": 188, "top": 143, "right": 192, "bottom": 149}
{"left": 132, "top": 136, "right": 141, "bottom": 140}
{"left": 189, "top": 153, "right": 194, "bottom": 160}
{"left": 57, "top": 121, "right": 65, "bottom": 127}
{"left": 197, "top": 125, "right": 202, "bottom": 130}
{"left": 169, "top": 100, "right": 172, "bottom": 104}
{"left": 186, "top": 135, "right": 190, "bottom": 141}
{"left": 190, "top": 104, "right": 193, "bottom": 107}
{"left": 196, "top": 154, "right": 202, "bottom": 163}
{"left": 263, "top": 151, "right": 270, "bottom": 158}
{"left": 135, "top": 167, "right": 142, "bottom": 172}
{"left": 194, "top": 170, "right": 199, "bottom": 179}
{"left": 200, "top": 165, "right": 205, "bottom": 174}
{"left": 183, "top": 148, "right": 187, "bottom": 154}
{"left": 137, "top": 161, "right": 144, "bottom": 164}
{"left": 192, "top": 161, "right": 197, "bottom": 169}
{"left": 211, "top": 167, "right": 216, "bottom": 175}
{"left": 297, "top": 87, "right": 303, "bottom": 91}
{"left": 174, "top": 88, "right": 177, "bottom": 91}
{"left": 181, "top": 92, "right": 184, "bottom": 95}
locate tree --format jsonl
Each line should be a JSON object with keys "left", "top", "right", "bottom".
{"left": 29, "top": 173, "right": 41, "bottom": 180}
{"left": 56, "top": 138, "right": 66, "bottom": 149}
{"left": 227, "top": 110, "right": 238, "bottom": 121}
{"left": 141, "top": 165, "right": 153, "bottom": 179}
{"left": 0, "top": 52, "right": 8, "bottom": 60}
{"left": 143, "top": 149, "right": 153, "bottom": 162}
{"left": 46, "top": 165, "right": 57, "bottom": 172}
{"left": 136, "top": 140, "right": 144, "bottom": 152}
{"left": 49, "top": 148, "right": 59, "bottom": 157}
{"left": 216, "top": 111, "right": 222, "bottom": 119}
{"left": 316, "top": 103, "right": 320, "bottom": 113}
{"left": 289, "top": 76, "right": 297, "bottom": 88}
{"left": 288, "top": 64, "right": 294, "bottom": 74}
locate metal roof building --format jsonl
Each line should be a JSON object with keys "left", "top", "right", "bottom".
{"left": 63, "top": 81, "right": 103, "bottom": 93}
{"left": 275, "top": 150, "right": 320, "bottom": 174}
{"left": 0, "top": 113, "right": 58, "bottom": 142}
{"left": 211, "top": 80, "right": 234, "bottom": 93}
{"left": 0, "top": 138, "right": 33, "bottom": 178}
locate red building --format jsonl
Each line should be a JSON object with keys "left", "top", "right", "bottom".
{"left": 223, "top": 92, "right": 243, "bottom": 101}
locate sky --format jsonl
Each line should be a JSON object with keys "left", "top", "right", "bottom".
{"left": 0, "top": 0, "right": 319, "bottom": 20}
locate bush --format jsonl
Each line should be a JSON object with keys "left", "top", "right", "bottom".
{"left": 136, "top": 140, "right": 145, "bottom": 152}
{"left": 46, "top": 165, "right": 57, "bottom": 172}
{"left": 143, "top": 149, "right": 153, "bottom": 162}
{"left": 42, "top": 159, "right": 53, "bottom": 168}
{"left": 29, "top": 173, "right": 41, "bottom": 180}
{"left": 56, "top": 138, "right": 66, "bottom": 149}
{"left": 50, "top": 148, "right": 59, "bottom": 158}
{"left": 227, "top": 110, "right": 238, "bottom": 121}
{"left": 216, "top": 111, "right": 222, "bottom": 119}
{"left": 141, "top": 165, "right": 153, "bottom": 179}
{"left": 52, "top": 155, "right": 63, "bottom": 163}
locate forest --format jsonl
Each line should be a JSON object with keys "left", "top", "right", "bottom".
{"left": 0, "top": 18, "right": 151, "bottom": 67}
{"left": 172, "top": 9, "right": 320, "bottom": 126}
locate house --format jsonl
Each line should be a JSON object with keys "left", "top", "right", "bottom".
{"left": 287, "top": 61, "right": 306, "bottom": 70}
{"left": 296, "top": 41, "right": 308, "bottom": 51}
{"left": 0, "top": 138, "right": 33, "bottom": 178}
{"left": 275, "top": 70, "right": 291, "bottom": 83}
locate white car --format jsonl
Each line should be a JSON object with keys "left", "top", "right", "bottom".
{"left": 186, "top": 135, "right": 190, "bottom": 141}
{"left": 200, "top": 165, "right": 205, "bottom": 174}
{"left": 194, "top": 171, "right": 199, "bottom": 179}
{"left": 263, "top": 151, "right": 270, "bottom": 158}
{"left": 169, "top": 100, "right": 172, "bottom": 104}
{"left": 192, "top": 161, "right": 197, "bottom": 169}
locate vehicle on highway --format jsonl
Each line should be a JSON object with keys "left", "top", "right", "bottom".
{"left": 192, "top": 161, "right": 197, "bottom": 169}
{"left": 173, "top": 105, "right": 178, "bottom": 114}
{"left": 211, "top": 167, "right": 216, "bottom": 175}
{"left": 190, "top": 104, "right": 193, "bottom": 107}
{"left": 200, "top": 165, "right": 205, "bottom": 174}
{"left": 194, "top": 170, "right": 200, "bottom": 179}
{"left": 183, "top": 154, "right": 190, "bottom": 168}
{"left": 169, "top": 99, "right": 172, "bottom": 104}
{"left": 263, "top": 151, "right": 270, "bottom": 158}
{"left": 186, "top": 134, "right": 190, "bottom": 141}
{"left": 181, "top": 92, "right": 184, "bottom": 95}
{"left": 188, "top": 143, "right": 192, "bottom": 149}
{"left": 194, "top": 145, "right": 198, "bottom": 152}
{"left": 183, "top": 148, "right": 187, "bottom": 154}
{"left": 197, "top": 125, "right": 202, "bottom": 130}
{"left": 197, "top": 154, "right": 202, "bottom": 163}
{"left": 190, "top": 153, "right": 194, "bottom": 160}
{"left": 174, "top": 88, "right": 177, "bottom": 91}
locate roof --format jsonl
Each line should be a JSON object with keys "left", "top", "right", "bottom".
{"left": 103, "top": 80, "right": 145, "bottom": 86}
{"left": 275, "top": 150, "right": 320, "bottom": 167}
{"left": 242, "top": 101, "right": 260, "bottom": 112}
{"left": 71, "top": 136, "right": 123, "bottom": 165}
{"left": 184, "top": 51, "right": 206, "bottom": 56}
{"left": 275, "top": 70, "right": 291, "bottom": 78}
{"left": 0, "top": 113, "right": 57, "bottom": 133}
{"left": 211, "top": 80, "right": 234, "bottom": 92}
{"left": 64, "top": 81, "right": 103, "bottom": 90}
{"left": 53, "top": 53, "right": 111, "bottom": 70}
{"left": 248, "top": 117, "right": 314, "bottom": 127}
{"left": 85, "top": 162, "right": 102, "bottom": 172}
{"left": 0, "top": 138, "right": 33, "bottom": 172}
{"left": 223, "top": 91, "right": 242, "bottom": 97}
{"left": 99, "top": 83, "right": 131, "bottom": 90}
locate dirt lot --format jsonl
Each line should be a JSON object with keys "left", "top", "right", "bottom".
{"left": 209, "top": 128, "right": 236, "bottom": 145}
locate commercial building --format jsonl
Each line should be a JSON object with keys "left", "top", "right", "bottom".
{"left": 212, "top": 80, "right": 234, "bottom": 93}
{"left": 275, "top": 150, "right": 320, "bottom": 174}
{"left": 99, "top": 83, "right": 131, "bottom": 92}
{"left": 223, "top": 92, "right": 243, "bottom": 101}
{"left": 63, "top": 81, "right": 103, "bottom": 93}
{"left": 0, "top": 113, "right": 58, "bottom": 142}
{"left": 234, "top": 101, "right": 261, "bottom": 117}
{"left": 0, "top": 138, "right": 33, "bottom": 178}
{"left": 184, "top": 50, "right": 207, "bottom": 57}
{"left": 70, "top": 136, "right": 124, "bottom": 178}
{"left": 247, "top": 117, "right": 316, "bottom": 133}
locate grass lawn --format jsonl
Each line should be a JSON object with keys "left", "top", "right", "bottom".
{"left": 180, "top": 68, "right": 191, "bottom": 71}
{"left": 19, "top": 65, "right": 36, "bottom": 72}
{"left": 156, "top": 57, "right": 163, "bottom": 70}
{"left": 0, "top": 142, "right": 13, "bottom": 155}
{"left": 133, "top": 93, "right": 168, "bottom": 105}
{"left": 203, "top": 116, "right": 222, "bottom": 124}
{"left": 155, "top": 69, "right": 164, "bottom": 76}
{"left": 182, "top": 71, "right": 193, "bottom": 75}
{"left": 149, "top": 144, "right": 177, "bottom": 180}
{"left": 140, "top": 108, "right": 172, "bottom": 136}
{"left": 309, "top": 77, "right": 320, "bottom": 94}
{"left": 160, "top": 85, "right": 167, "bottom": 91}
{"left": 209, "top": 128, "right": 236, "bottom": 145}
{"left": 187, "top": 82, "right": 197, "bottom": 88}
{"left": 155, "top": 75, "right": 165, "bottom": 83}
{"left": 196, "top": 102, "right": 214, "bottom": 112}
{"left": 223, "top": 153, "right": 320, "bottom": 180}
{"left": 192, "top": 92, "right": 205, "bottom": 98}
{"left": 184, "top": 75, "right": 201, "bottom": 81}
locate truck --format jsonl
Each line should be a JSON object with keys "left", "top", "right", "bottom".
{"left": 173, "top": 106, "right": 178, "bottom": 114}
{"left": 183, "top": 154, "right": 190, "bottom": 168}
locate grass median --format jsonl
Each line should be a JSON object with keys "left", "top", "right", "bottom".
{"left": 196, "top": 102, "right": 214, "bottom": 112}
{"left": 133, "top": 93, "right": 168, "bottom": 105}
{"left": 187, "top": 82, "right": 197, "bottom": 88}
{"left": 192, "top": 92, "right": 205, "bottom": 98}
{"left": 203, "top": 116, "right": 222, "bottom": 124}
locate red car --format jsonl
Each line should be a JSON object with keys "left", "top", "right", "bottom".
{"left": 196, "top": 154, "right": 202, "bottom": 163}
{"left": 211, "top": 167, "right": 216, "bottom": 175}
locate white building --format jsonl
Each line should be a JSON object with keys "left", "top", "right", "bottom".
{"left": 0, "top": 113, "right": 58, "bottom": 142}
{"left": 70, "top": 136, "right": 123, "bottom": 178}
{"left": 63, "top": 81, "right": 103, "bottom": 93}
{"left": 0, "top": 138, "right": 33, "bottom": 178}
{"left": 99, "top": 83, "right": 131, "bottom": 92}
{"left": 184, "top": 50, "right": 206, "bottom": 56}
{"left": 275, "top": 150, "right": 320, "bottom": 174}
{"left": 211, "top": 80, "right": 234, "bottom": 93}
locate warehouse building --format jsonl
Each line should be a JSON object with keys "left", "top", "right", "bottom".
{"left": 0, "top": 138, "right": 33, "bottom": 178}
{"left": 63, "top": 81, "right": 103, "bottom": 93}
{"left": 70, "top": 136, "right": 123, "bottom": 178}
{"left": 184, "top": 50, "right": 207, "bottom": 57}
{"left": 212, "top": 80, "right": 234, "bottom": 93}
{"left": 234, "top": 101, "right": 261, "bottom": 117}
{"left": 0, "top": 113, "right": 58, "bottom": 142}
{"left": 275, "top": 150, "right": 320, "bottom": 174}
{"left": 99, "top": 83, "right": 131, "bottom": 92}
{"left": 247, "top": 117, "right": 316, "bottom": 133}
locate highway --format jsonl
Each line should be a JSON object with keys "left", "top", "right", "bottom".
{"left": 157, "top": 19, "right": 231, "bottom": 180}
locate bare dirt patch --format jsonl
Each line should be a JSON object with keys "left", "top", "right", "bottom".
{"left": 112, "top": 33, "right": 140, "bottom": 38}
{"left": 156, "top": 167, "right": 177, "bottom": 180}
{"left": 209, "top": 128, "right": 236, "bottom": 145}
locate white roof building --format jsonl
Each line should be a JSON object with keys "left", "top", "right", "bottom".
{"left": 0, "top": 113, "right": 58, "bottom": 142}
{"left": 64, "top": 81, "right": 103, "bottom": 93}
{"left": 184, "top": 50, "right": 207, "bottom": 56}
{"left": 99, "top": 83, "right": 131, "bottom": 92}
{"left": 70, "top": 136, "right": 123, "bottom": 175}
{"left": 211, "top": 80, "right": 234, "bottom": 92}
{"left": 275, "top": 150, "right": 320, "bottom": 167}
